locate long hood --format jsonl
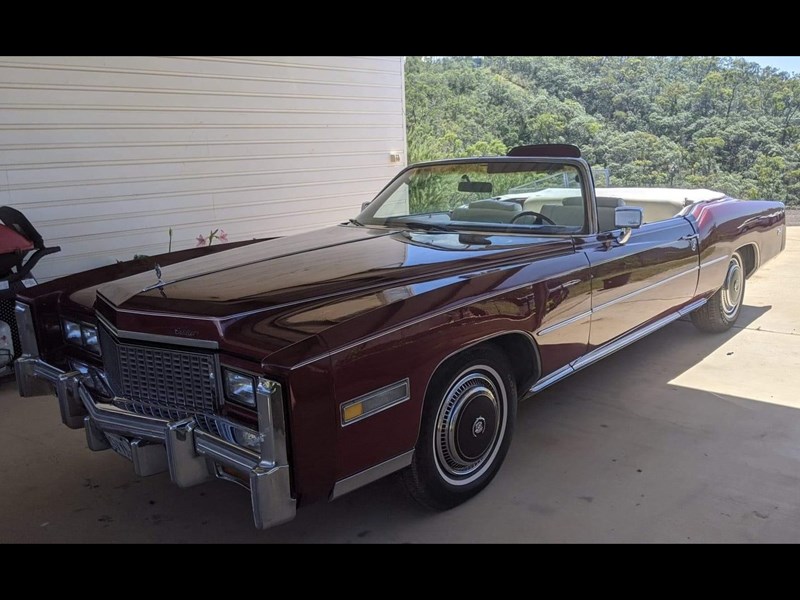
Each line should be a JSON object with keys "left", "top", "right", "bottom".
{"left": 90, "top": 226, "right": 574, "bottom": 363}
{"left": 97, "top": 226, "right": 570, "bottom": 317}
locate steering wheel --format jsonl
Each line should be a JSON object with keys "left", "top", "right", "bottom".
{"left": 510, "top": 211, "right": 556, "bottom": 225}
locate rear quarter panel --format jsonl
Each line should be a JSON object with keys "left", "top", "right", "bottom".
{"left": 686, "top": 198, "right": 785, "bottom": 297}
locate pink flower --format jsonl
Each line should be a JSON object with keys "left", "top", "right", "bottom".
{"left": 218, "top": 229, "right": 228, "bottom": 242}
{"left": 196, "top": 234, "right": 207, "bottom": 247}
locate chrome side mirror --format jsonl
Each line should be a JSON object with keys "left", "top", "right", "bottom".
{"left": 614, "top": 206, "right": 643, "bottom": 244}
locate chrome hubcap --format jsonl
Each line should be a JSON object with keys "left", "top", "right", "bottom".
{"left": 434, "top": 367, "right": 506, "bottom": 485}
{"left": 721, "top": 256, "right": 744, "bottom": 319}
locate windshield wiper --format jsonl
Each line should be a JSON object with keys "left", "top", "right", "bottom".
{"left": 347, "top": 218, "right": 364, "bottom": 226}
{"left": 384, "top": 218, "right": 451, "bottom": 232}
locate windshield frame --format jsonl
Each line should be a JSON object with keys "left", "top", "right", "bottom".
{"left": 356, "top": 156, "right": 597, "bottom": 236}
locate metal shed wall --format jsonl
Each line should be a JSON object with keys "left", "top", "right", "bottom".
{"left": 0, "top": 56, "right": 406, "bottom": 281}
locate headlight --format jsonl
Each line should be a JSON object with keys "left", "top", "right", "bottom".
{"left": 63, "top": 320, "right": 82, "bottom": 344}
{"left": 82, "top": 325, "right": 100, "bottom": 355}
{"left": 223, "top": 369, "right": 277, "bottom": 408}
{"left": 62, "top": 319, "right": 102, "bottom": 356}
{"left": 224, "top": 370, "right": 256, "bottom": 407}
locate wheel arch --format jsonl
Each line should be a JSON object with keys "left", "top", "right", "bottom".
{"left": 421, "top": 330, "right": 541, "bottom": 415}
{"left": 736, "top": 242, "right": 760, "bottom": 279}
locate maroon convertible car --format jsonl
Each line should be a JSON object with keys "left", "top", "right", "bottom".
{"left": 14, "top": 144, "right": 786, "bottom": 529}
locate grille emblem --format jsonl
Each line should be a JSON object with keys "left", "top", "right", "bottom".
{"left": 174, "top": 328, "right": 199, "bottom": 338}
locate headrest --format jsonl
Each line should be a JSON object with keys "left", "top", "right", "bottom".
{"left": 468, "top": 199, "right": 521, "bottom": 212}
{"left": 596, "top": 196, "right": 625, "bottom": 208}
{"left": 561, "top": 196, "right": 585, "bottom": 206}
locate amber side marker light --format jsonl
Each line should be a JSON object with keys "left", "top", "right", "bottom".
{"left": 340, "top": 379, "right": 410, "bottom": 426}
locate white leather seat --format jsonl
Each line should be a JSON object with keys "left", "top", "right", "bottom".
{"left": 540, "top": 203, "right": 585, "bottom": 227}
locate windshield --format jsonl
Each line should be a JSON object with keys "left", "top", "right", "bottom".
{"left": 356, "top": 160, "right": 587, "bottom": 234}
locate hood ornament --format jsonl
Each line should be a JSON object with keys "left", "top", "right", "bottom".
{"left": 153, "top": 263, "right": 167, "bottom": 298}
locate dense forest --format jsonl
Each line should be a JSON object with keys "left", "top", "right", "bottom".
{"left": 405, "top": 56, "right": 800, "bottom": 205}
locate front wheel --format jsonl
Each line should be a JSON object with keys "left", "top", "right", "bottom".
{"left": 401, "top": 346, "right": 517, "bottom": 510}
{"left": 691, "top": 251, "right": 746, "bottom": 333}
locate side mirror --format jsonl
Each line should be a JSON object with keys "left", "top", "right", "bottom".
{"left": 614, "top": 206, "right": 643, "bottom": 229}
{"left": 613, "top": 206, "right": 643, "bottom": 244}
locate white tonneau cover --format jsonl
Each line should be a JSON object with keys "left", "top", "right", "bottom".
{"left": 597, "top": 187, "right": 728, "bottom": 205}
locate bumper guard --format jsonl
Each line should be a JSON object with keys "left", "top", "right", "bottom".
{"left": 14, "top": 355, "right": 296, "bottom": 529}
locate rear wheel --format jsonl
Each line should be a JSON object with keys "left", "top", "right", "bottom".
{"left": 401, "top": 346, "right": 517, "bottom": 510}
{"left": 691, "top": 251, "right": 746, "bottom": 333}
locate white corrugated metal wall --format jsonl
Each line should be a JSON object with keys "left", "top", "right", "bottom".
{"left": 0, "top": 56, "right": 407, "bottom": 281}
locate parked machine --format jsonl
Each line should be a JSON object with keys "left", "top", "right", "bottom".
{"left": 0, "top": 207, "right": 60, "bottom": 376}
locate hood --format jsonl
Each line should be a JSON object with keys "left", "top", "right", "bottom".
{"left": 88, "top": 225, "right": 574, "bottom": 362}
{"left": 96, "top": 226, "right": 570, "bottom": 316}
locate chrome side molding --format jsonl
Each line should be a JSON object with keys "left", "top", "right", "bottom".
{"left": 530, "top": 298, "right": 708, "bottom": 396}
{"left": 331, "top": 450, "right": 414, "bottom": 500}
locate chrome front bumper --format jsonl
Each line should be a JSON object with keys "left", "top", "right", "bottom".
{"left": 14, "top": 355, "right": 296, "bottom": 530}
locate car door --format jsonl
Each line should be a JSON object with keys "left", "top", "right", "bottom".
{"left": 577, "top": 216, "right": 700, "bottom": 351}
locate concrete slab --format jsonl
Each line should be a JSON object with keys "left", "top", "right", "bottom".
{"left": 1, "top": 230, "right": 798, "bottom": 543}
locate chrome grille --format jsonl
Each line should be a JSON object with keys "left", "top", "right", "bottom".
{"left": 99, "top": 325, "right": 219, "bottom": 416}
{"left": 109, "top": 396, "right": 222, "bottom": 436}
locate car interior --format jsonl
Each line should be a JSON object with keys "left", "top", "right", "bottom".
{"left": 448, "top": 193, "right": 689, "bottom": 233}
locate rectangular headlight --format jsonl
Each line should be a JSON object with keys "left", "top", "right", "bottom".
{"left": 224, "top": 370, "right": 256, "bottom": 407}
{"left": 62, "top": 319, "right": 102, "bottom": 356}
{"left": 63, "top": 319, "right": 82, "bottom": 345}
{"left": 81, "top": 324, "right": 101, "bottom": 355}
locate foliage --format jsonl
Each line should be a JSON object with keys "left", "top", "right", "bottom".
{"left": 196, "top": 228, "right": 228, "bottom": 247}
{"left": 405, "top": 56, "right": 800, "bottom": 205}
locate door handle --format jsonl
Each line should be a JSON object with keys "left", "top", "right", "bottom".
{"left": 679, "top": 233, "right": 699, "bottom": 251}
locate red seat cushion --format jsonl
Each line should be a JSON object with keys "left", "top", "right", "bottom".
{"left": 0, "top": 223, "right": 34, "bottom": 254}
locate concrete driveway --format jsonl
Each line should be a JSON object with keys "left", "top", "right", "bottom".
{"left": 1, "top": 230, "right": 798, "bottom": 543}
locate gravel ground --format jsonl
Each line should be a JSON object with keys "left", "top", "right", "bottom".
{"left": 786, "top": 208, "right": 800, "bottom": 226}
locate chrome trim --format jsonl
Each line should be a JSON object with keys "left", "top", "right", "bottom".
{"left": 16, "top": 356, "right": 296, "bottom": 530}
{"left": 331, "top": 450, "right": 414, "bottom": 500}
{"left": 56, "top": 370, "right": 85, "bottom": 428}
{"left": 130, "top": 439, "right": 168, "bottom": 477}
{"left": 748, "top": 242, "right": 761, "bottom": 276}
{"left": 592, "top": 266, "right": 699, "bottom": 314}
{"left": 538, "top": 266, "right": 699, "bottom": 337}
{"left": 84, "top": 416, "right": 110, "bottom": 450}
{"left": 166, "top": 419, "right": 213, "bottom": 487}
{"left": 340, "top": 378, "right": 410, "bottom": 426}
{"left": 421, "top": 329, "right": 542, "bottom": 419}
{"left": 574, "top": 298, "right": 707, "bottom": 369}
{"left": 14, "top": 302, "right": 39, "bottom": 358}
{"left": 549, "top": 279, "right": 581, "bottom": 291}
{"left": 96, "top": 312, "right": 219, "bottom": 350}
{"left": 529, "top": 298, "right": 707, "bottom": 396}
{"left": 617, "top": 228, "right": 633, "bottom": 245}
{"left": 536, "top": 310, "right": 592, "bottom": 337}
{"left": 699, "top": 255, "right": 728, "bottom": 269}
{"left": 529, "top": 364, "right": 573, "bottom": 393}
{"left": 15, "top": 355, "right": 60, "bottom": 397}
